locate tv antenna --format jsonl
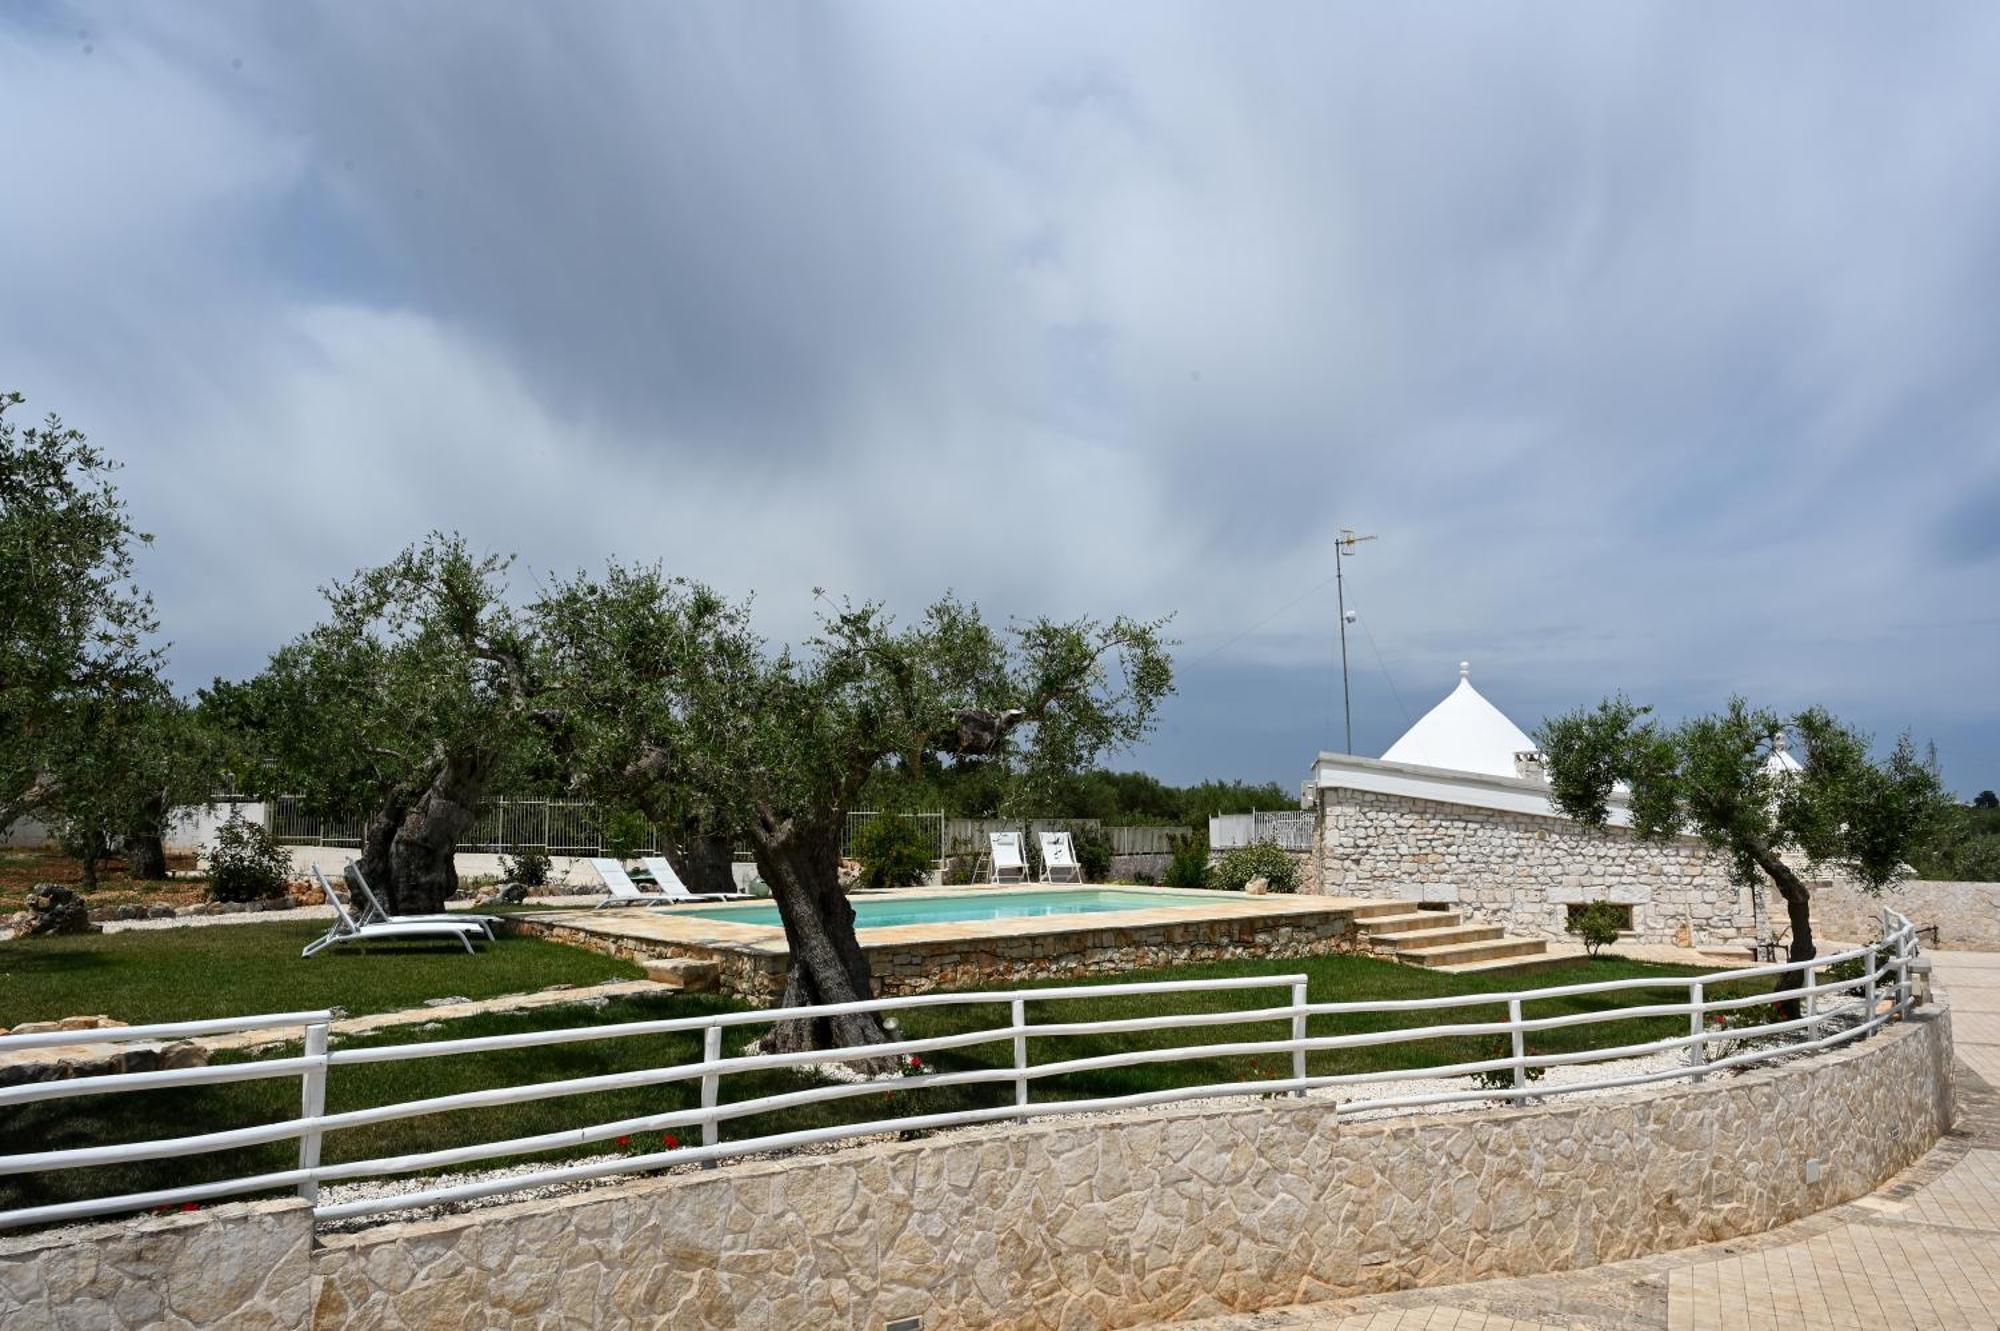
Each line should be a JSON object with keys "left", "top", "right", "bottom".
{"left": 1336, "top": 528, "right": 1376, "bottom": 753}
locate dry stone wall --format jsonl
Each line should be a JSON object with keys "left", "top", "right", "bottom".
{"left": 1807, "top": 878, "right": 2000, "bottom": 950}
{"left": 1316, "top": 787, "right": 1767, "bottom": 946}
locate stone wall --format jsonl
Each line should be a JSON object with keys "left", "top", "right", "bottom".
{"left": 0, "top": 1011, "right": 1954, "bottom": 1330}
{"left": 517, "top": 906, "right": 1362, "bottom": 1003}
{"left": 1316, "top": 786, "right": 1768, "bottom": 947}
{"left": 313, "top": 1009, "right": 1952, "bottom": 1330}
{"left": 1807, "top": 878, "right": 2000, "bottom": 950}
{"left": 0, "top": 1199, "right": 313, "bottom": 1329}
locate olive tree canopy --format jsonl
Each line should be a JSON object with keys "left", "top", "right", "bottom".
{"left": 535, "top": 565, "right": 1174, "bottom": 1052}
{"left": 1537, "top": 695, "right": 1949, "bottom": 989}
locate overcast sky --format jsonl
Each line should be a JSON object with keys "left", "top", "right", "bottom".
{"left": 6, "top": 3, "right": 1998, "bottom": 795}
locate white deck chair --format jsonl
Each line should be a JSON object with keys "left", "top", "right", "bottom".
{"left": 639, "top": 856, "right": 749, "bottom": 903}
{"left": 1037, "top": 831, "right": 1083, "bottom": 884}
{"left": 590, "top": 857, "right": 664, "bottom": 908}
{"left": 989, "top": 832, "right": 1027, "bottom": 885}
{"left": 302, "top": 866, "right": 484, "bottom": 957}
{"left": 344, "top": 862, "right": 501, "bottom": 937}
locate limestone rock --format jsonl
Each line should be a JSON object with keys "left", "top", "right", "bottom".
{"left": 1245, "top": 877, "right": 1271, "bottom": 896}
{"left": 16, "top": 884, "right": 99, "bottom": 937}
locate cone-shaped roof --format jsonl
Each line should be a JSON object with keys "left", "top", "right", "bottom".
{"left": 1380, "top": 662, "right": 1537, "bottom": 778}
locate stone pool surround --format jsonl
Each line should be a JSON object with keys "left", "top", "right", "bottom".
{"left": 0, "top": 1004, "right": 1953, "bottom": 1330}
{"left": 507, "top": 884, "right": 1379, "bottom": 1002}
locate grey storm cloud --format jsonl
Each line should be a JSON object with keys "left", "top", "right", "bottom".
{"left": 4, "top": 1, "right": 1999, "bottom": 790}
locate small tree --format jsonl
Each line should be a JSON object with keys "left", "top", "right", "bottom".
{"left": 1564, "top": 901, "right": 1625, "bottom": 957}
{"left": 1975, "top": 791, "right": 1999, "bottom": 810}
{"left": 228, "top": 535, "right": 548, "bottom": 913}
{"left": 1538, "top": 697, "right": 1949, "bottom": 1003}
{"left": 0, "top": 393, "right": 164, "bottom": 832}
{"left": 1162, "top": 829, "right": 1211, "bottom": 887}
{"left": 535, "top": 567, "right": 1173, "bottom": 1052}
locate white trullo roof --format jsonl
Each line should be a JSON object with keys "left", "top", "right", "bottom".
{"left": 1380, "top": 662, "right": 1537, "bottom": 778}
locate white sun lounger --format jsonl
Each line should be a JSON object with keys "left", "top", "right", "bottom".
{"left": 989, "top": 832, "right": 1027, "bottom": 885}
{"left": 1037, "top": 831, "right": 1083, "bottom": 884}
{"left": 590, "top": 857, "right": 665, "bottom": 908}
{"left": 345, "top": 862, "right": 501, "bottom": 937}
{"left": 639, "top": 856, "right": 749, "bottom": 903}
{"left": 302, "top": 866, "right": 485, "bottom": 958}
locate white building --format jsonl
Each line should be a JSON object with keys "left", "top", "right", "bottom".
{"left": 1307, "top": 663, "right": 1765, "bottom": 948}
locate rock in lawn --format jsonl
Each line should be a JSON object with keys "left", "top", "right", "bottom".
{"left": 18, "top": 884, "right": 100, "bottom": 936}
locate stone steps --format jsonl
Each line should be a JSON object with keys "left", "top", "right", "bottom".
{"left": 1426, "top": 952, "right": 1574, "bottom": 977}
{"left": 1393, "top": 935, "right": 1551, "bottom": 968}
{"left": 1365, "top": 923, "right": 1507, "bottom": 951}
{"left": 1353, "top": 910, "right": 1465, "bottom": 935}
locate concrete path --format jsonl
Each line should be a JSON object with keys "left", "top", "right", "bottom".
{"left": 1162, "top": 951, "right": 2000, "bottom": 1331}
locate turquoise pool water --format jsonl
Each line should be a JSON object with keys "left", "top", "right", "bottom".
{"left": 678, "top": 889, "right": 1205, "bottom": 931}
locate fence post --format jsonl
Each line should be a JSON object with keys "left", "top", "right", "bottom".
{"left": 296, "top": 1020, "right": 328, "bottom": 1202}
{"left": 1688, "top": 980, "right": 1706, "bottom": 1083}
{"left": 1804, "top": 958, "right": 1819, "bottom": 1043}
{"left": 1863, "top": 941, "right": 1878, "bottom": 1036}
{"left": 1012, "top": 998, "right": 1029, "bottom": 1117}
{"left": 700, "top": 1023, "right": 723, "bottom": 1168}
{"left": 1888, "top": 908, "right": 1910, "bottom": 1015}
{"left": 1507, "top": 998, "right": 1528, "bottom": 1101}
{"left": 1290, "top": 979, "right": 1309, "bottom": 1096}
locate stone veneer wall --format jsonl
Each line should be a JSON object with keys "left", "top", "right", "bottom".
{"left": 1, "top": 1008, "right": 1951, "bottom": 1331}
{"left": 1807, "top": 878, "right": 2000, "bottom": 950}
{"left": 519, "top": 909, "right": 1361, "bottom": 1003}
{"left": 1317, "top": 786, "right": 1767, "bottom": 947}
{"left": 0, "top": 1198, "right": 313, "bottom": 1329}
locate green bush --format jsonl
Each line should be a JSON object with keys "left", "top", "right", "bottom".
{"left": 500, "top": 847, "right": 553, "bottom": 888}
{"left": 1209, "top": 840, "right": 1299, "bottom": 893}
{"left": 852, "top": 815, "right": 934, "bottom": 889}
{"left": 601, "top": 810, "right": 651, "bottom": 862}
{"left": 1065, "top": 823, "right": 1113, "bottom": 882}
{"left": 207, "top": 813, "right": 293, "bottom": 903}
{"left": 1564, "top": 900, "right": 1626, "bottom": 957}
{"left": 1162, "top": 830, "right": 1211, "bottom": 888}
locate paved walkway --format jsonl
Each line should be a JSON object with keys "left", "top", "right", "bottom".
{"left": 1163, "top": 951, "right": 2000, "bottom": 1331}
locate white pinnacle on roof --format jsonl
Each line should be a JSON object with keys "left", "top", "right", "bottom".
{"left": 1380, "top": 662, "right": 1538, "bottom": 779}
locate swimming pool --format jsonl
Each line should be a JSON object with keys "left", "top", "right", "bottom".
{"left": 678, "top": 888, "right": 1207, "bottom": 931}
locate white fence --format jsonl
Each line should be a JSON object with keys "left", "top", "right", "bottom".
{"left": 0, "top": 911, "right": 1921, "bottom": 1232}
{"left": 1210, "top": 809, "right": 1315, "bottom": 851}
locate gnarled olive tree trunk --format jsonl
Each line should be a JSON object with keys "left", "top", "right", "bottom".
{"left": 669, "top": 830, "right": 740, "bottom": 897}
{"left": 1747, "top": 836, "right": 1815, "bottom": 1015}
{"left": 750, "top": 817, "right": 891, "bottom": 1060}
{"left": 386, "top": 750, "right": 499, "bottom": 914}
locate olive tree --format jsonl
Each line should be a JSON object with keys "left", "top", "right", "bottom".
{"left": 239, "top": 535, "right": 545, "bottom": 912}
{"left": 0, "top": 392, "right": 163, "bottom": 830}
{"left": 536, "top": 566, "right": 1174, "bottom": 1051}
{"left": 1537, "top": 696, "right": 1949, "bottom": 998}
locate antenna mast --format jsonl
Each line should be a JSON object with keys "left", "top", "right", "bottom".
{"left": 1335, "top": 528, "right": 1376, "bottom": 753}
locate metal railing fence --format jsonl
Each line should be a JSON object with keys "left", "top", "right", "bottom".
{"left": 1209, "top": 809, "right": 1315, "bottom": 851}
{"left": 0, "top": 911, "right": 1922, "bottom": 1232}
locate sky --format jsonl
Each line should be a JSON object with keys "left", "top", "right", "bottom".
{"left": 4, "top": 2, "right": 1999, "bottom": 795}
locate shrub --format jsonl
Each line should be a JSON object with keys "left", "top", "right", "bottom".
{"left": 207, "top": 813, "right": 293, "bottom": 903}
{"left": 852, "top": 815, "right": 934, "bottom": 889}
{"left": 1130, "top": 869, "right": 1156, "bottom": 886}
{"left": 1162, "top": 830, "right": 1210, "bottom": 888}
{"left": 1563, "top": 900, "right": 1627, "bottom": 957}
{"left": 601, "top": 810, "right": 651, "bottom": 862}
{"left": 1065, "top": 823, "right": 1113, "bottom": 882}
{"left": 941, "top": 854, "right": 979, "bottom": 886}
{"left": 499, "top": 847, "right": 553, "bottom": 888}
{"left": 1209, "top": 840, "right": 1299, "bottom": 893}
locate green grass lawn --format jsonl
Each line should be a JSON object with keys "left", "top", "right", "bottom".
{"left": 0, "top": 923, "right": 646, "bottom": 1027}
{"left": 0, "top": 948, "right": 1754, "bottom": 1225}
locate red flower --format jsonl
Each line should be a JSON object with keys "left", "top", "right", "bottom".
{"left": 907, "top": 1055, "right": 923, "bottom": 1070}
{"left": 616, "top": 1135, "right": 631, "bottom": 1147}
{"left": 662, "top": 1133, "right": 679, "bottom": 1149}
{"left": 179, "top": 1202, "right": 199, "bottom": 1213}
